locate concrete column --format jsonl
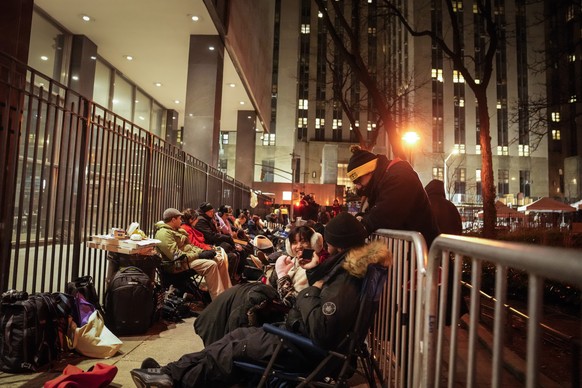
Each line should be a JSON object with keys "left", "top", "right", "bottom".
{"left": 183, "top": 35, "right": 223, "bottom": 166}
{"left": 235, "top": 110, "right": 256, "bottom": 186}
{"left": 322, "top": 144, "right": 338, "bottom": 184}
{"left": 165, "top": 109, "right": 179, "bottom": 145}
{"left": 68, "top": 35, "right": 97, "bottom": 99}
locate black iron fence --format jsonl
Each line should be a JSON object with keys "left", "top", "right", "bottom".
{"left": 0, "top": 52, "right": 268, "bottom": 298}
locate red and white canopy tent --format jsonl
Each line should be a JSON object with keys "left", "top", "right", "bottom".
{"left": 477, "top": 200, "right": 525, "bottom": 219}
{"left": 517, "top": 197, "right": 577, "bottom": 213}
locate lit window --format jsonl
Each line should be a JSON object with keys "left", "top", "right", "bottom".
{"left": 568, "top": 54, "right": 576, "bottom": 62}
{"left": 518, "top": 144, "right": 530, "bottom": 156}
{"left": 297, "top": 117, "right": 307, "bottom": 127}
{"left": 262, "top": 133, "right": 276, "bottom": 146}
{"left": 497, "top": 145, "right": 509, "bottom": 155}
{"left": 476, "top": 169, "right": 481, "bottom": 181}
{"left": 496, "top": 101, "right": 502, "bottom": 109}
{"left": 459, "top": 99, "right": 465, "bottom": 107}
{"left": 315, "top": 118, "right": 324, "bottom": 129}
{"left": 301, "top": 24, "right": 310, "bottom": 34}
{"left": 221, "top": 132, "right": 229, "bottom": 145}
{"left": 453, "top": 70, "right": 465, "bottom": 83}
{"left": 551, "top": 112, "right": 560, "bottom": 122}
{"left": 570, "top": 95, "right": 577, "bottom": 103}
{"left": 476, "top": 144, "right": 481, "bottom": 154}
{"left": 431, "top": 68, "right": 444, "bottom": 82}
{"left": 433, "top": 167, "right": 444, "bottom": 181}
{"left": 452, "top": 1, "right": 463, "bottom": 11}
{"left": 552, "top": 129, "right": 561, "bottom": 140}
{"left": 455, "top": 144, "right": 466, "bottom": 154}
{"left": 298, "top": 99, "right": 308, "bottom": 110}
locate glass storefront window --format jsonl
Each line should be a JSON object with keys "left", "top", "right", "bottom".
{"left": 151, "top": 101, "right": 165, "bottom": 138}
{"left": 111, "top": 72, "right": 133, "bottom": 123}
{"left": 28, "top": 10, "right": 66, "bottom": 83}
{"left": 93, "top": 60, "right": 111, "bottom": 108}
{"left": 134, "top": 88, "right": 151, "bottom": 130}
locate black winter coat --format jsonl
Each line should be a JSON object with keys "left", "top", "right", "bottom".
{"left": 195, "top": 214, "right": 234, "bottom": 246}
{"left": 425, "top": 179, "right": 462, "bottom": 235}
{"left": 360, "top": 156, "right": 440, "bottom": 247}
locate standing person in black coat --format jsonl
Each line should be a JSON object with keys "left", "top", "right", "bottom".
{"left": 424, "top": 179, "right": 463, "bottom": 235}
{"left": 347, "top": 145, "right": 440, "bottom": 246}
{"left": 130, "top": 213, "right": 391, "bottom": 388}
{"left": 424, "top": 179, "right": 468, "bottom": 324}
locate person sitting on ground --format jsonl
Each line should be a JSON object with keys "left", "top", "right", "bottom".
{"left": 233, "top": 212, "right": 247, "bottom": 231}
{"left": 247, "top": 214, "right": 266, "bottom": 237}
{"left": 270, "top": 225, "right": 327, "bottom": 307}
{"left": 154, "top": 208, "right": 231, "bottom": 300}
{"left": 130, "top": 212, "right": 392, "bottom": 388}
{"left": 179, "top": 208, "right": 213, "bottom": 251}
{"left": 215, "top": 205, "right": 237, "bottom": 239}
{"left": 194, "top": 228, "right": 324, "bottom": 346}
{"left": 195, "top": 202, "right": 246, "bottom": 283}
{"left": 180, "top": 208, "right": 244, "bottom": 283}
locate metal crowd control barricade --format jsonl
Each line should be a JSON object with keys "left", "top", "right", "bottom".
{"left": 370, "top": 229, "right": 429, "bottom": 388}
{"left": 423, "top": 234, "right": 582, "bottom": 388}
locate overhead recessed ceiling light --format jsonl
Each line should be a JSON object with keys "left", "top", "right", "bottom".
{"left": 191, "top": 15, "right": 199, "bottom": 22}
{"left": 90, "top": 56, "right": 97, "bottom": 60}
{"left": 154, "top": 82, "right": 162, "bottom": 87}
{"left": 174, "top": 100, "right": 180, "bottom": 104}
{"left": 71, "top": 75, "right": 79, "bottom": 81}
{"left": 229, "top": 83, "right": 236, "bottom": 88}
{"left": 81, "top": 15, "right": 92, "bottom": 22}
{"left": 247, "top": 116, "right": 252, "bottom": 119}
{"left": 40, "top": 55, "right": 49, "bottom": 61}
{"left": 188, "top": 113, "right": 193, "bottom": 117}
{"left": 124, "top": 55, "right": 133, "bottom": 61}
{"left": 239, "top": 101, "right": 245, "bottom": 105}
{"left": 209, "top": 46, "right": 215, "bottom": 51}
{"left": 138, "top": 116, "right": 145, "bottom": 121}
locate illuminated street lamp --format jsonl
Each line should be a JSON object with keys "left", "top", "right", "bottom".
{"left": 443, "top": 149, "right": 459, "bottom": 200}
{"left": 402, "top": 131, "right": 420, "bottom": 165}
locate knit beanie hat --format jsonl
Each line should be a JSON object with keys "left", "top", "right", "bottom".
{"left": 199, "top": 202, "right": 214, "bottom": 213}
{"left": 324, "top": 212, "right": 367, "bottom": 249}
{"left": 347, "top": 145, "right": 378, "bottom": 182}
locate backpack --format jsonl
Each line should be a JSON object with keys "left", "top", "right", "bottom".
{"left": 105, "top": 266, "right": 155, "bottom": 335}
{"left": 0, "top": 291, "right": 67, "bottom": 372}
{"left": 66, "top": 275, "right": 103, "bottom": 316}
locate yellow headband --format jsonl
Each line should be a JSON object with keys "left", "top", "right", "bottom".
{"left": 348, "top": 159, "right": 377, "bottom": 182}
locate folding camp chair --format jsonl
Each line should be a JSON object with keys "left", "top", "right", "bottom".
{"left": 234, "top": 263, "right": 388, "bottom": 387}
{"left": 156, "top": 254, "right": 211, "bottom": 305}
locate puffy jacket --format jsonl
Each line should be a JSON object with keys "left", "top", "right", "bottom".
{"left": 154, "top": 221, "right": 203, "bottom": 261}
{"left": 287, "top": 240, "right": 390, "bottom": 350}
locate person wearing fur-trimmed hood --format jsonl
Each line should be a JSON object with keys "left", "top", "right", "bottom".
{"left": 130, "top": 212, "right": 392, "bottom": 388}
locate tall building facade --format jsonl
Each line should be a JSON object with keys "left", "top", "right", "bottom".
{"left": 407, "top": 0, "right": 549, "bottom": 210}
{"left": 243, "top": 0, "right": 553, "bottom": 209}
{"left": 545, "top": 1, "right": 582, "bottom": 202}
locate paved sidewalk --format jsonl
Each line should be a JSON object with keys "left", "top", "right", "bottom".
{"left": 0, "top": 316, "right": 371, "bottom": 388}
{"left": 0, "top": 317, "right": 202, "bottom": 388}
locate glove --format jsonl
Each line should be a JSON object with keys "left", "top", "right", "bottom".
{"left": 275, "top": 255, "right": 294, "bottom": 279}
{"left": 198, "top": 250, "right": 217, "bottom": 260}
